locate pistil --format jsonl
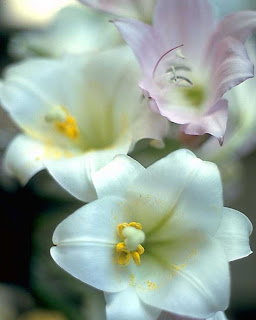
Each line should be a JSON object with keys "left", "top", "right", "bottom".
{"left": 116, "top": 222, "right": 145, "bottom": 266}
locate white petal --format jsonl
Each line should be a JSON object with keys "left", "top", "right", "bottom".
{"left": 157, "top": 311, "right": 228, "bottom": 320}
{"left": 9, "top": 6, "right": 120, "bottom": 58}
{"left": 51, "top": 196, "right": 132, "bottom": 292}
{"left": 4, "top": 134, "right": 51, "bottom": 184}
{"left": 136, "top": 234, "right": 230, "bottom": 318}
{"left": 207, "top": 311, "right": 228, "bottom": 320}
{"left": 126, "top": 149, "right": 223, "bottom": 236}
{"left": 215, "top": 207, "right": 253, "bottom": 261}
{"left": 92, "top": 155, "right": 145, "bottom": 199}
{"left": 0, "top": 57, "right": 91, "bottom": 147}
{"left": 105, "top": 287, "right": 161, "bottom": 320}
{"left": 46, "top": 135, "right": 131, "bottom": 202}
{"left": 157, "top": 312, "right": 198, "bottom": 320}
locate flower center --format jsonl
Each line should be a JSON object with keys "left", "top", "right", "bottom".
{"left": 45, "top": 105, "right": 79, "bottom": 139}
{"left": 116, "top": 222, "right": 145, "bottom": 266}
{"left": 181, "top": 84, "right": 206, "bottom": 107}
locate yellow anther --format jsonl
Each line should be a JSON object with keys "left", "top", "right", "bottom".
{"left": 118, "top": 223, "right": 129, "bottom": 239}
{"left": 56, "top": 115, "right": 79, "bottom": 139}
{"left": 118, "top": 250, "right": 131, "bottom": 266}
{"left": 131, "top": 251, "right": 141, "bottom": 266}
{"left": 116, "top": 242, "right": 127, "bottom": 253}
{"left": 116, "top": 222, "right": 145, "bottom": 266}
{"left": 137, "top": 245, "right": 145, "bottom": 255}
{"left": 128, "top": 222, "right": 142, "bottom": 230}
{"left": 45, "top": 106, "right": 79, "bottom": 140}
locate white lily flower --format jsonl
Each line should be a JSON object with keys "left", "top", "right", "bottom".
{"left": 0, "top": 46, "right": 168, "bottom": 201}
{"left": 9, "top": 5, "right": 121, "bottom": 59}
{"left": 51, "top": 150, "right": 252, "bottom": 320}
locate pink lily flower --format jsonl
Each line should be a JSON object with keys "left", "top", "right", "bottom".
{"left": 114, "top": 0, "right": 256, "bottom": 143}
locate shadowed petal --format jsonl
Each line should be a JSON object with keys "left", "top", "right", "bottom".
{"left": 92, "top": 155, "right": 145, "bottom": 199}
{"left": 105, "top": 287, "right": 161, "bottom": 320}
{"left": 216, "top": 207, "right": 253, "bottom": 261}
{"left": 182, "top": 99, "right": 228, "bottom": 143}
{"left": 46, "top": 134, "right": 131, "bottom": 202}
{"left": 210, "top": 37, "right": 254, "bottom": 102}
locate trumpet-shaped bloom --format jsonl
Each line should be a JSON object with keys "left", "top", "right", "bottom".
{"left": 197, "top": 42, "right": 256, "bottom": 161}
{"left": 0, "top": 47, "right": 168, "bottom": 201}
{"left": 78, "top": 0, "right": 157, "bottom": 22}
{"left": 51, "top": 150, "right": 252, "bottom": 320}
{"left": 9, "top": 5, "right": 121, "bottom": 59}
{"left": 114, "top": 0, "right": 256, "bottom": 142}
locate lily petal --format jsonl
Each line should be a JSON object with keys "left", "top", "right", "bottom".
{"left": 79, "top": 0, "right": 157, "bottom": 21}
{"left": 207, "top": 311, "right": 228, "bottom": 320}
{"left": 105, "top": 287, "right": 161, "bottom": 320}
{"left": 208, "top": 11, "right": 256, "bottom": 52}
{"left": 182, "top": 99, "right": 228, "bottom": 143}
{"left": 92, "top": 155, "right": 145, "bottom": 199}
{"left": 51, "top": 196, "right": 132, "bottom": 293}
{"left": 4, "top": 134, "right": 46, "bottom": 184}
{"left": 127, "top": 149, "right": 223, "bottom": 235}
{"left": 114, "top": 19, "right": 164, "bottom": 77}
{"left": 153, "top": 0, "right": 216, "bottom": 62}
{"left": 209, "top": 37, "right": 254, "bottom": 103}
{"left": 215, "top": 207, "right": 253, "bottom": 261}
{"left": 46, "top": 134, "right": 131, "bottom": 202}
{"left": 137, "top": 234, "right": 230, "bottom": 318}
{"left": 9, "top": 5, "right": 120, "bottom": 59}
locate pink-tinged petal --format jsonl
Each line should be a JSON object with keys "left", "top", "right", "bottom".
{"left": 210, "top": 37, "right": 254, "bottom": 102}
{"left": 153, "top": 0, "right": 216, "bottom": 63}
{"left": 208, "top": 11, "right": 256, "bottom": 52}
{"left": 114, "top": 19, "right": 164, "bottom": 76}
{"left": 182, "top": 99, "right": 228, "bottom": 143}
{"left": 79, "top": 0, "right": 156, "bottom": 21}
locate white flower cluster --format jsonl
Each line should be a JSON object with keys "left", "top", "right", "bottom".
{"left": 0, "top": 1, "right": 254, "bottom": 320}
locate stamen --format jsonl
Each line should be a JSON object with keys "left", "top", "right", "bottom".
{"left": 171, "top": 66, "right": 177, "bottom": 82}
{"left": 153, "top": 44, "right": 184, "bottom": 79}
{"left": 176, "top": 49, "right": 186, "bottom": 59}
{"left": 166, "top": 65, "right": 191, "bottom": 73}
{"left": 116, "top": 222, "right": 145, "bottom": 266}
{"left": 170, "top": 75, "right": 193, "bottom": 86}
{"left": 45, "top": 106, "right": 79, "bottom": 139}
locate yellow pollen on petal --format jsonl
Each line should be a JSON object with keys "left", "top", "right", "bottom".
{"left": 116, "top": 222, "right": 145, "bottom": 266}
{"left": 45, "top": 106, "right": 79, "bottom": 140}
{"left": 56, "top": 115, "right": 79, "bottom": 139}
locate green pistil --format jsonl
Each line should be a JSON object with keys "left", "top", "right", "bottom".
{"left": 182, "top": 85, "right": 205, "bottom": 107}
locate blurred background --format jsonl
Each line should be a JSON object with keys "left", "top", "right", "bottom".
{"left": 0, "top": 0, "right": 255, "bottom": 319}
